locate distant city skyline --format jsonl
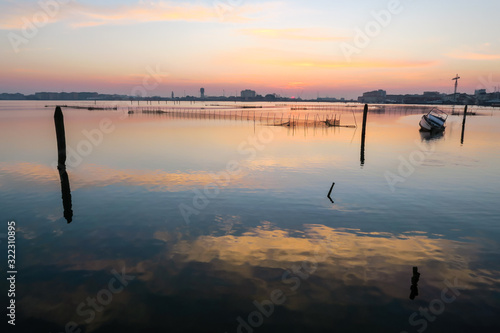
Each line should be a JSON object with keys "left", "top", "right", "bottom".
{"left": 3, "top": 86, "right": 499, "bottom": 106}
{"left": 1, "top": 0, "right": 499, "bottom": 99}
{"left": 2, "top": 83, "right": 500, "bottom": 101}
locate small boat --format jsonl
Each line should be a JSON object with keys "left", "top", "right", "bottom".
{"left": 419, "top": 108, "right": 448, "bottom": 132}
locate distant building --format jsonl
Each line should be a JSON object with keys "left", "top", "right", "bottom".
{"left": 385, "top": 94, "right": 404, "bottom": 104}
{"left": 423, "top": 91, "right": 442, "bottom": 98}
{"left": 33, "top": 92, "right": 98, "bottom": 100}
{"left": 358, "top": 90, "right": 386, "bottom": 103}
{"left": 0, "top": 93, "right": 25, "bottom": 100}
{"left": 265, "top": 94, "right": 277, "bottom": 101}
{"left": 34, "top": 92, "right": 59, "bottom": 100}
{"left": 241, "top": 89, "right": 256, "bottom": 100}
{"left": 475, "top": 89, "right": 487, "bottom": 105}
{"left": 419, "top": 91, "right": 445, "bottom": 103}
{"left": 317, "top": 97, "right": 338, "bottom": 102}
{"left": 200, "top": 88, "right": 205, "bottom": 99}
{"left": 171, "top": 91, "right": 174, "bottom": 99}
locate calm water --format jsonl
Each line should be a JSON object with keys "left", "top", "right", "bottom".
{"left": 1, "top": 101, "right": 500, "bottom": 333}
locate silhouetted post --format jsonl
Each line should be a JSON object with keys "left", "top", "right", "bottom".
{"left": 410, "top": 267, "right": 420, "bottom": 300}
{"left": 53, "top": 107, "right": 73, "bottom": 223}
{"left": 327, "top": 182, "right": 335, "bottom": 203}
{"left": 360, "top": 104, "right": 368, "bottom": 165}
{"left": 54, "top": 106, "right": 66, "bottom": 169}
{"left": 461, "top": 105, "right": 468, "bottom": 145}
{"left": 59, "top": 169, "right": 73, "bottom": 223}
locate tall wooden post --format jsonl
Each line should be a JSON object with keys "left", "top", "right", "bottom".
{"left": 360, "top": 104, "right": 368, "bottom": 166}
{"left": 461, "top": 105, "right": 468, "bottom": 145}
{"left": 54, "top": 107, "right": 66, "bottom": 169}
{"left": 54, "top": 107, "right": 73, "bottom": 223}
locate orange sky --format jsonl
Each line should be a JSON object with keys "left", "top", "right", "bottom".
{"left": 1, "top": 0, "right": 499, "bottom": 98}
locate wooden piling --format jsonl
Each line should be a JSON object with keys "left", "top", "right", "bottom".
{"left": 53, "top": 107, "right": 73, "bottom": 223}
{"left": 327, "top": 182, "right": 335, "bottom": 203}
{"left": 360, "top": 104, "right": 368, "bottom": 166}
{"left": 59, "top": 168, "right": 73, "bottom": 223}
{"left": 54, "top": 106, "right": 66, "bottom": 169}
{"left": 461, "top": 105, "right": 468, "bottom": 145}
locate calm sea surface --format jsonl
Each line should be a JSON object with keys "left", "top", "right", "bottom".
{"left": 1, "top": 101, "right": 499, "bottom": 332}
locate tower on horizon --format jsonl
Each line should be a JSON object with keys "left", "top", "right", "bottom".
{"left": 452, "top": 74, "right": 460, "bottom": 103}
{"left": 200, "top": 88, "right": 205, "bottom": 99}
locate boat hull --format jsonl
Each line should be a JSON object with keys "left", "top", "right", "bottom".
{"left": 419, "top": 115, "right": 445, "bottom": 132}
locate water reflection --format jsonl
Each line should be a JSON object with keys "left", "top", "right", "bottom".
{"left": 57, "top": 168, "right": 73, "bottom": 223}
{"left": 409, "top": 266, "right": 420, "bottom": 300}
{"left": 14, "top": 224, "right": 500, "bottom": 332}
{"left": 419, "top": 130, "right": 444, "bottom": 141}
{"left": 327, "top": 182, "right": 335, "bottom": 203}
{"left": 1, "top": 102, "right": 500, "bottom": 332}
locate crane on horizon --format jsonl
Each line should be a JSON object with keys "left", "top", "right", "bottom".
{"left": 452, "top": 74, "right": 461, "bottom": 103}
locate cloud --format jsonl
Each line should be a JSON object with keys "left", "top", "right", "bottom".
{"left": 0, "top": 0, "right": 281, "bottom": 30}
{"left": 288, "top": 59, "right": 437, "bottom": 69}
{"left": 217, "top": 46, "right": 438, "bottom": 70}
{"left": 245, "top": 54, "right": 438, "bottom": 69}
{"left": 0, "top": 1, "right": 64, "bottom": 29}
{"left": 445, "top": 52, "right": 500, "bottom": 60}
{"left": 240, "top": 28, "right": 347, "bottom": 41}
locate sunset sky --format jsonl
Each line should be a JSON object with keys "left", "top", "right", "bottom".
{"left": 1, "top": 0, "right": 499, "bottom": 99}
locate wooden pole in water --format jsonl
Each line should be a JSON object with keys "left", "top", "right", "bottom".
{"left": 327, "top": 182, "right": 335, "bottom": 203}
{"left": 360, "top": 104, "right": 368, "bottom": 166}
{"left": 54, "top": 106, "right": 66, "bottom": 169}
{"left": 461, "top": 105, "right": 468, "bottom": 145}
{"left": 53, "top": 107, "right": 73, "bottom": 223}
{"left": 58, "top": 166, "right": 73, "bottom": 223}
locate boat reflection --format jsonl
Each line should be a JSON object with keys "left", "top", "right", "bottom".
{"left": 419, "top": 129, "right": 444, "bottom": 141}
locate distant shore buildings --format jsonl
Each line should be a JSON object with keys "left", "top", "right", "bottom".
{"left": 357, "top": 90, "right": 386, "bottom": 104}
{"left": 1, "top": 89, "right": 499, "bottom": 106}
{"left": 241, "top": 89, "right": 256, "bottom": 100}
{"left": 357, "top": 89, "right": 500, "bottom": 106}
